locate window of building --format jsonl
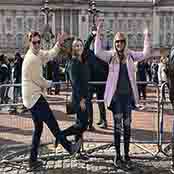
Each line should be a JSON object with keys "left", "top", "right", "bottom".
{"left": 16, "top": 33, "right": 23, "bottom": 49}
{"left": 6, "top": 33, "right": 13, "bottom": 48}
{"left": 137, "top": 33, "right": 143, "bottom": 48}
{"left": 159, "top": 33, "right": 164, "bottom": 46}
{"left": 72, "top": 10, "right": 79, "bottom": 36}
{"left": 166, "top": 16, "right": 171, "bottom": 30}
{"left": 109, "top": 19, "right": 113, "bottom": 29}
{"left": 0, "top": 15, "right": 2, "bottom": 33}
{"left": 128, "top": 33, "right": 136, "bottom": 48}
{"left": 118, "top": 19, "right": 123, "bottom": 31}
{"left": 6, "top": 17, "right": 12, "bottom": 33}
{"left": 128, "top": 19, "right": 132, "bottom": 31}
{"left": 160, "top": 16, "right": 164, "bottom": 32}
{"left": 64, "top": 10, "right": 70, "bottom": 34}
{"left": 27, "top": 17, "right": 34, "bottom": 31}
{"left": 38, "top": 15, "right": 45, "bottom": 32}
{"left": 128, "top": 33, "right": 133, "bottom": 47}
{"left": 137, "top": 19, "right": 142, "bottom": 32}
{"left": 55, "top": 10, "right": 62, "bottom": 33}
{"left": 166, "top": 32, "right": 171, "bottom": 47}
{"left": 16, "top": 17, "right": 24, "bottom": 33}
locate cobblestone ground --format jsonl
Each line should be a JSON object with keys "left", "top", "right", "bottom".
{"left": 0, "top": 142, "right": 172, "bottom": 174}
{"left": 0, "top": 88, "right": 173, "bottom": 173}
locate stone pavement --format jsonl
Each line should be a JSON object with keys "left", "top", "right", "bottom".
{"left": 0, "top": 142, "right": 172, "bottom": 174}
{"left": 0, "top": 88, "right": 173, "bottom": 173}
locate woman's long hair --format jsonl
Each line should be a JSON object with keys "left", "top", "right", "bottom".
{"left": 72, "top": 38, "right": 88, "bottom": 64}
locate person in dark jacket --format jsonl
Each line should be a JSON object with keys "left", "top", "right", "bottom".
{"left": 63, "top": 38, "right": 90, "bottom": 160}
{"left": 136, "top": 60, "right": 148, "bottom": 100}
{"left": 13, "top": 52, "right": 23, "bottom": 102}
{"left": 45, "top": 60, "right": 53, "bottom": 95}
{"left": 151, "top": 58, "right": 159, "bottom": 84}
{"left": 52, "top": 58, "right": 60, "bottom": 95}
{"left": 0, "top": 54, "right": 9, "bottom": 104}
{"left": 84, "top": 32, "right": 108, "bottom": 129}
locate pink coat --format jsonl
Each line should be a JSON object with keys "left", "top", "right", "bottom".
{"left": 94, "top": 33, "right": 151, "bottom": 107}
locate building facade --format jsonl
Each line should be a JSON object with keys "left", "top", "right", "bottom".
{"left": 0, "top": 0, "right": 174, "bottom": 56}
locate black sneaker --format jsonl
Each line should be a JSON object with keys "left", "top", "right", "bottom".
{"left": 97, "top": 121, "right": 102, "bottom": 125}
{"left": 54, "top": 136, "right": 59, "bottom": 148}
{"left": 124, "top": 156, "right": 132, "bottom": 169}
{"left": 69, "top": 138, "right": 82, "bottom": 155}
{"left": 28, "top": 159, "right": 43, "bottom": 170}
{"left": 99, "top": 122, "right": 107, "bottom": 129}
{"left": 88, "top": 126, "right": 95, "bottom": 131}
{"left": 75, "top": 153, "right": 89, "bottom": 160}
{"left": 113, "top": 156, "right": 123, "bottom": 168}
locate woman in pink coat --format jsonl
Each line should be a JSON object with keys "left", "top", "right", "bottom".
{"left": 94, "top": 21, "right": 151, "bottom": 169}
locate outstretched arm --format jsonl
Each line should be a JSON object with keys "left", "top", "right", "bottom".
{"left": 84, "top": 33, "right": 95, "bottom": 50}
{"left": 94, "top": 21, "right": 112, "bottom": 63}
{"left": 41, "top": 33, "right": 69, "bottom": 64}
{"left": 130, "top": 28, "right": 151, "bottom": 62}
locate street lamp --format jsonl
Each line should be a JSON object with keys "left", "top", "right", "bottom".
{"left": 40, "top": 0, "right": 55, "bottom": 80}
{"left": 40, "top": 0, "right": 54, "bottom": 49}
{"left": 88, "top": 0, "right": 100, "bottom": 29}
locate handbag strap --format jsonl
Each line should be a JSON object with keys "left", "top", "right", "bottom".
{"left": 66, "top": 80, "right": 70, "bottom": 104}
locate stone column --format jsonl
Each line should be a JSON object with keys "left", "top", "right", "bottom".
{"left": 61, "top": 9, "right": 64, "bottom": 32}
{"left": 52, "top": 11, "right": 56, "bottom": 36}
{"left": 70, "top": 10, "right": 73, "bottom": 35}
{"left": 152, "top": 6, "right": 160, "bottom": 48}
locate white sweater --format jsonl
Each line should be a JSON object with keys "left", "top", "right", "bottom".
{"left": 22, "top": 45, "right": 59, "bottom": 109}
{"left": 158, "top": 62, "right": 167, "bottom": 84}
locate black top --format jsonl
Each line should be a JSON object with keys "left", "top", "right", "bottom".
{"left": 116, "top": 63, "right": 132, "bottom": 95}
{"left": 69, "top": 58, "right": 90, "bottom": 104}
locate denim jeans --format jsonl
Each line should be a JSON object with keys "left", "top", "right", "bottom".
{"left": 29, "top": 95, "right": 71, "bottom": 161}
{"left": 63, "top": 99, "right": 89, "bottom": 141}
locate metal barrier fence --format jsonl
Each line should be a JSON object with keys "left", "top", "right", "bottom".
{"left": 0, "top": 81, "right": 171, "bottom": 158}
{"left": 158, "top": 82, "right": 174, "bottom": 156}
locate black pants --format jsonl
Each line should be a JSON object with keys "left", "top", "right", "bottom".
{"left": 111, "top": 94, "right": 132, "bottom": 157}
{"left": 29, "top": 95, "right": 72, "bottom": 161}
{"left": 88, "top": 85, "right": 106, "bottom": 127}
{"left": 63, "top": 101, "right": 89, "bottom": 141}
{"left": 138, "top": 84, "right": 146, "bottom": 100}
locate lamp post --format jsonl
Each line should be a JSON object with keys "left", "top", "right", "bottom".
{"left": 40, "top": 0, "right": 54, "bottom": 49}
{"left": 40, "top": 0, "right": 54, "bottom": 80}
{"left": 88, "top": 0, "right": 100, "bottom": 29}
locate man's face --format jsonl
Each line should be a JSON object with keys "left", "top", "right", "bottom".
{"left": 30, "top": 35, "right": 41, "bottom": 53}
{"left": 115, "top": 34, "right": 126, "bottom": 52}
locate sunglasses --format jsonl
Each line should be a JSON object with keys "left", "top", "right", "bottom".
{"left": 115, "top": 40, "right": 125, "bottom": 44}
{"left": 32, "top": 40, "right": 41, "bottom": 45}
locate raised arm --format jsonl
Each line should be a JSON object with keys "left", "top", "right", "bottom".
{"left": 84, "top": 33, "right": 95, "bottom": 50}
{"left": 130, "top": 28, "right": 151, "bottom": 62}
{"left": 94, "top": 21, "right": 112, "bottom": 63}
{"left": 41, "top": 33, "right": 69, "bottom": 64}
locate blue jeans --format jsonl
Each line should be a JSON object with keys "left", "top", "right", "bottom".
{"left": 29, "top": 95, "right": 71, "bottom": 161}
{"left": 63, "top": 99, "right": 89, "bottom": 141}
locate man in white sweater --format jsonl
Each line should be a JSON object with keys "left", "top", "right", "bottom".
{"left": 22, "top": 32, "right": 81, "bottom": 169}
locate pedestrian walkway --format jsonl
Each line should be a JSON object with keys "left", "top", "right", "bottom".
{"left": 0, "top": 142, "right": 171, "bottom": 174}
{"left": 0, "top": 89, "right": 173, "bottom": 173}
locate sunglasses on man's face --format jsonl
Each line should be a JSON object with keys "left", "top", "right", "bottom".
{"left": 32, "top": 40, "right": 41, "bottom": 45}
{"left": 115, "top": 40, "right": 125, "bottom": 44}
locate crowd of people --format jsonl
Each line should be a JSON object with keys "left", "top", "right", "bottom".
{"left": 0, "top": 18, "right": 171, "bottom": 171}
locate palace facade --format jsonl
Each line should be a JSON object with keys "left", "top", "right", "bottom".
{"left": 0, "top": 0, "right": 174, "bottom": 56}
